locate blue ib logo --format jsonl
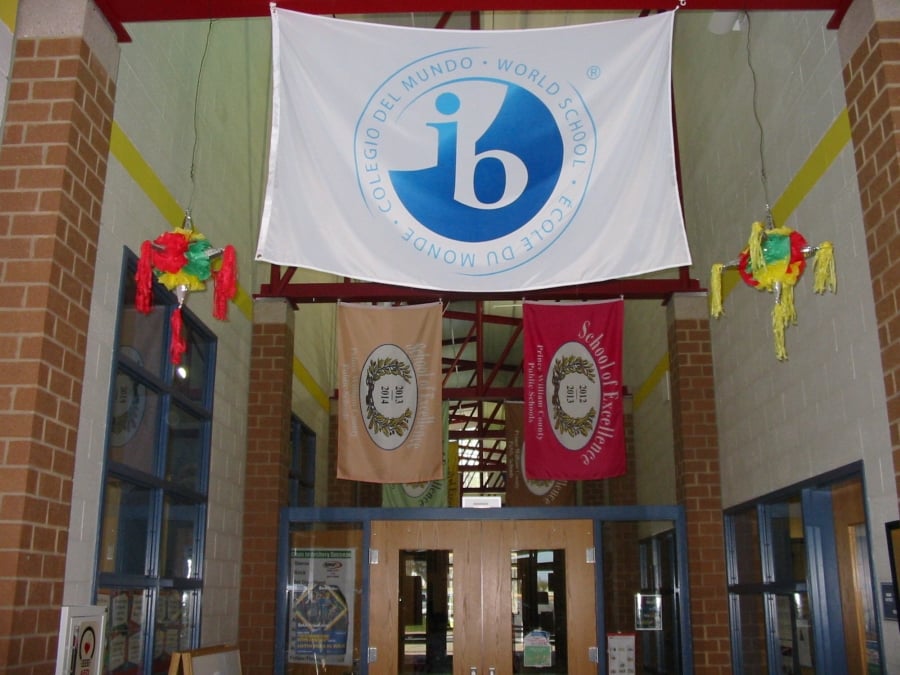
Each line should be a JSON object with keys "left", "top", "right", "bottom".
{"left": 355, "top": 49, "right": 595, "bottom": 270}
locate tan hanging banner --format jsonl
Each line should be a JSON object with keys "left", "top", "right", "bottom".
{"left": 337, "top": 302, "right": 443, "bottom": 483}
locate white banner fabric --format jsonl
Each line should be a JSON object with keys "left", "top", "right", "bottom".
{"left": 257, "top": 8, "right": 690, "bottom": 292}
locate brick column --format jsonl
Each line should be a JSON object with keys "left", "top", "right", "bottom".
{"left": 840, "top": 8, "right": 900, "bottom": 511}
{"left": 239, "top": 299, "right": 293, "bottom": 675}
{"left": 0, "top": 1, "right": 116, "bottom": 671}
{"left": 666, "top": 293, "right": 730, "bottom": 674}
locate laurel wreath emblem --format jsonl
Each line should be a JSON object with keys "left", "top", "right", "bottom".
{"left": 364, "top": 357, "right": 413, "bottom": 436}
{"left": 550, "top": 355, "right": 597, "bottom": 437}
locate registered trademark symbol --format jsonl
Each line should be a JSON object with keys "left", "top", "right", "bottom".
{"left": 586, "top": 65, "right": 602, "bottom": 79}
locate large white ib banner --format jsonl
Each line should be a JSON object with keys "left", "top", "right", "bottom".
{"left": 257, "top": 9, "right": 690, "bottom": 292}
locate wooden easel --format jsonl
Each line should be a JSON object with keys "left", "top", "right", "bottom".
{"left": 168, "top": 644, "right": 242, "bottom": 675}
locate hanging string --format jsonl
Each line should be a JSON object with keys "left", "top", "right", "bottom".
{"left": 743, "top": 11, "right": 774, "bottom": 230}
{"left": 187, "top": 19, "right": 216, "bottom": 215}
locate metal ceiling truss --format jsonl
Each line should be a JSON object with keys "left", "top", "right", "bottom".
{"left": 96, "top": 0, "right": 853, "bottom": 42}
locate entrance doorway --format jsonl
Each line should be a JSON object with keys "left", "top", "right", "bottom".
{"left": 369, "top": 520, "right": 597, "bottom": 674}
{"left": 275, "top": 506, "right": 694, "bottom": 674}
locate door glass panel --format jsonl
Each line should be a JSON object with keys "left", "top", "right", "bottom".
{"left": 285, "top": 523, "right": 363, "bottom": 674}
{"left": 400, "top": 550, "right": 453, "bottom": 674}
{"left": 608, "top": 521, "right": 679, "bottom": 674}
{"left": 774, "top": 592, "right": 814, "bottom": 675}
{"left": 511, "top": 548, "right": 566, "bottom": 673}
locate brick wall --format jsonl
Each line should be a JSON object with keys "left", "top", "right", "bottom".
{"left": 842, "top": 20, "right": 900, "bottom": 511}
{"left": 0, "top": 36, "right": 114, "bottom": 674}
{"left": 240, "top": 317, "right": 293, "bottom": 675}
{"left": 666, "top": 296, "right": 730, "bottom": 674}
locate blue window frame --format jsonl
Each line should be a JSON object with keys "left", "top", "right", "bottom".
{"left": 724, "top": 467, "right": 884, "bottom": 675}
{"left": 289, "top": 415, "right": 316, "bottom": 508}
{"left": 96, "top": 251, "right": 216, "bottom": 674}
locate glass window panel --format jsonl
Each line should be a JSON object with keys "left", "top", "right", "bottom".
{"left": 601, "top": 521, "right": 642, "bottom": 634}
{"left": 286, "top": 523, "right": 363, "bottom": 673}
{"left": 772, "top": 592, "right": 815, "bottom": 674}
{"left": 97, "top": 587, "right": 149, "bottom": 674}
{"left": 165, "top": 404, "right": 204, "bottom": 492}
{"left": 768, "top": 499, "right": 805, "bottom": 585}
{"left": 160, "top": 496, "right": 203, "bottom": 579}
{"left": 731, "top": 508, "right": 763, "bottom": 585}
{"left": 732, "top": 593, "right": 769, "bottom": 674}
{"left": 171, "top": 323, "right": 211, "bottom": 403}
{"left": 119, "top": 274, "right": 168, "bottom": 380}
{"left": 658, "top": 532, "right": 676, "bottom": 590}
{"left": 99, "top": 479, "right": 151, "bottom": 576}
{"left": 511, "top": 548, "right": 566, "bottom": 673}
{"left": 108, "top": 368, "right": 160, "bottom": 474}
{"left": 153, "top": 589, "right": 199, "bottom": 673}
{"left": 100, "top": 253, "right": 215, "bottom": 675}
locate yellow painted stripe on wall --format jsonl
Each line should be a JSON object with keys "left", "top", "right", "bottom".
{"left": 0, "top": 0, "right": 16, "bottom": 31}
{"left": 771, "top": 109, "right": 851, "bottom": 228}
{"left": 293, "top": 357, "right": 331, "bottom": 412}
{"left": 634, "top": 110, "right": 852, "bottom": 410}
{"left": 110, "top": 121, "right": 332, "bottom": 413}
{"left": 633, "top": 353, "right": 669, "bottom": 409}
{"left": 110, "top": 122, "right": 184, "bottom": 229}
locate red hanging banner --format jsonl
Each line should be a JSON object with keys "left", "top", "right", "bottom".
{"left": 523, "top": 300, "right": 626, "bottom": 480}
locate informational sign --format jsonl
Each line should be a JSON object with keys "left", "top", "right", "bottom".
{"left": 288, "top": 548, "right": 356, "bottom": 666}
{"left": 882, "top": 581, "right": 898, "bottom": 621}
{"left": 55, "top": 605, "right": 107, "bottom": 675}
{"left": 634, "top": 593, "right": 662, "bottom": 631}
{"left": 607, "top": 633, "right": 635, "bottom": 675}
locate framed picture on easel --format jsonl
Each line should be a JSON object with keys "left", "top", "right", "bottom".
{"left": 168, "top": 644, "right": 242, "bottom": 675}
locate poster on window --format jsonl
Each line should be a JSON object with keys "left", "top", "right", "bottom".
{"left": 607, "top": 633, "right": 635, "bottom": 675}
{"left": 288, "top": 549, "right": 356, "bottom": 666}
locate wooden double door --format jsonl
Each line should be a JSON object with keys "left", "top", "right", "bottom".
{"left": 369, "top": 519, "right": 598, "bottom": 675}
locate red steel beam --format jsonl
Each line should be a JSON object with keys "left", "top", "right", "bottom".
{"left": 95, "top": 0, "right": 848, "bottom": 41}
{"left": 257, "top": 271, "right": 703, "bottom": 303}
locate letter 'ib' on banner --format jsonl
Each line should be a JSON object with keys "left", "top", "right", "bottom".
{"left": 338, "top": 302, "right": 443, "bottom": 483}
{"left": 523, "top": 300, "right": 625, "bottom": 480}
{"left": 257, "top": 9, "right": 690, "bottom": 292}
